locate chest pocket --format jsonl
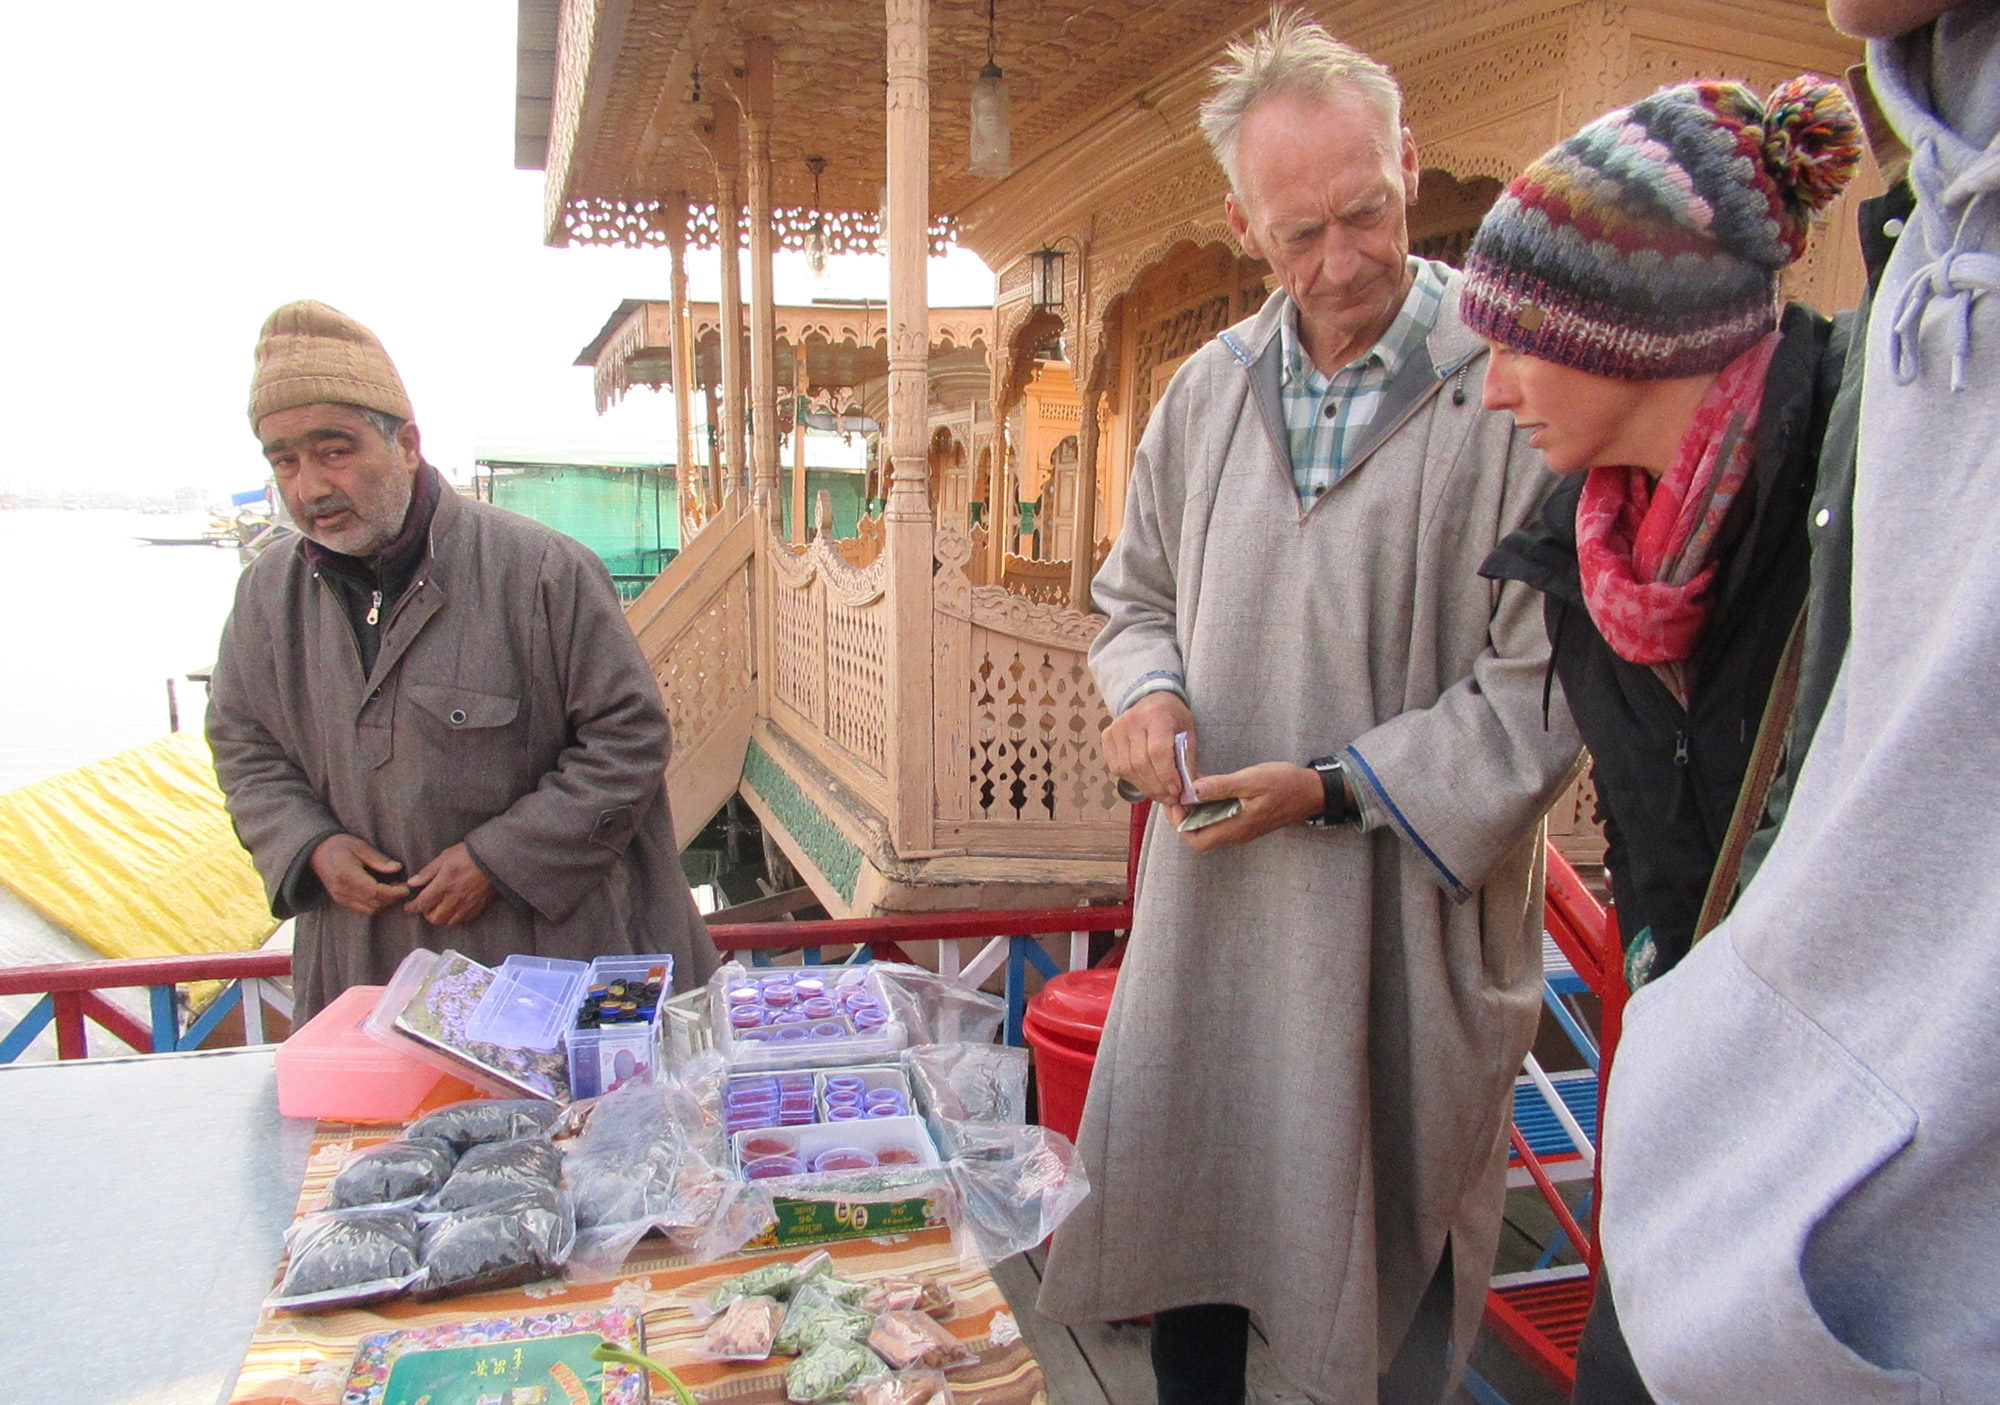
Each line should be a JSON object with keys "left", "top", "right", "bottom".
{"left": 406, "top": 684, "right": 520, "bottom": 731}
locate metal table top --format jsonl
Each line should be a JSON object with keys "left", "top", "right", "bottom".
{"left": 0, "top": 1046, "right": 313, "bottom": 1405}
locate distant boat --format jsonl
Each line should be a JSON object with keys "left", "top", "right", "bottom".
{"left": 134, "top": 534, "right": 234, "bottom": 548}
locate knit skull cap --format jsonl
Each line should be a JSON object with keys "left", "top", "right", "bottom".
{"left": 248, "top": 300, "right": 413, "bottom": 429}
{"left": 1460, "top": 76, "right": 1861, "bottom": 380}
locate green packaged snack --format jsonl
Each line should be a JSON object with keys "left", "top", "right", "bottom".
{"left": 785, "top": 1339, "right": 887, "bottom": 1404}
{"left": 704, "top": 1248, "right": 834, "bottom": 1315}
{"left": 706, "top": 1259, "right": 806, "bottom": 1315}
{"left": 775, "top": 1282, "right": 875, "bottom": 1356}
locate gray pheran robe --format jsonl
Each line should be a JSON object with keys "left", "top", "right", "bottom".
{"left": 1037, "top": 280, "right": 1580, "bottom": 1399}
{"left": 208, "top": 485, "right": 718, "bottom": 1020}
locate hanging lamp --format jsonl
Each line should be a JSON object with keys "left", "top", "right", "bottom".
{"left": 804, "top": 157, "right": 829, "bottom": 276}
{"left": 969, "top": 0, "right": 1011, "bottom": 178}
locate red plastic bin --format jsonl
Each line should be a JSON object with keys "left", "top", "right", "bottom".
{"left": 1023, "top": 969, "right": 1118, "bottom": 1142}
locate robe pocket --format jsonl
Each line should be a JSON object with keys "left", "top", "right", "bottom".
{"left": 590, "top": 803, "right": 636, "bottom": 854}
{"left": 1604, "top": 933, "right": 1934, "bottom": 1404}
{"left": 405, "top": 684, "right": 520, "bottom": 732}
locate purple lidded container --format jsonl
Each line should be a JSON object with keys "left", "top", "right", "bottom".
{"left": 727, "top": 984, "right": 761, "bottom": 1006}
{"left": 853, "top": 1010, "right": 888, "bottom": 1031}
{"left": 807, "top": 1021, "right": 847, "bottom": 1039}
{"left": 793, "top": 976, "right": 827, "bottom": 999}
{"left": 825, "top": 1088, "right": 863, "bottom": 1106}
{"left": 827, "top": 1105, "right": 864, "bottom": 1121}
{"left": 800, "top": 998, "right": 838, "bottom": 1020}
{"left": 760, "top": 982, "right": 798, "bottom": 1008}
{"left": 744, "top": 1155, "right": 805, "bottom": 1180}
{"left": 775, "top": 1025, "right": 810, "bottom": 1041}
{"left": 736, "top": 1027, "right": 776, "bottom": 1043}
{"left": 864, "top": 1104, "right": 903, "bottom": 1119}
{"left": 825, "top": 1074, "right": 867, "bottom": 1094}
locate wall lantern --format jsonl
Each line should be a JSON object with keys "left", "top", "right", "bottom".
{"left": 969, "top": 0, "right": 1011, "bottom": 178}
{"left": 1029, "top": 245, "right": 1066, "bottom": 312}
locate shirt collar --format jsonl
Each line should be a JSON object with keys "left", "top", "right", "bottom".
{"left": 1280, "top": 257, "right": 1448, "bottom": 387}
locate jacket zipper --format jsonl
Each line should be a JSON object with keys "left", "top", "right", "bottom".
{"left": 365, "top": 589, "right": 382, "bottom": 626}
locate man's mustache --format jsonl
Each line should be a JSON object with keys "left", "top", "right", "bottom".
{"left": 300, "top": 493, "right": 356, "bottom": 524}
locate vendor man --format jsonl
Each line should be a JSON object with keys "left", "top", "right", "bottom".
{"left": 208, "top": 300, "right": 719, "bottom": 1021}
{"left": 1035, "top": 12, "right": 1579, "bottom": 1405}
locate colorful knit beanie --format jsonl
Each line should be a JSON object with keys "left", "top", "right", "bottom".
{"left": 249, "top": 300, "right": 413, "bottom": 428}
{"left": 1460, "top": 77, "right": 1861, "bottom": 380}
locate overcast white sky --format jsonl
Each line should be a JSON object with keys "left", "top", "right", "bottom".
{"left": 2, "top": 1, "right": 994, "bottom": 499}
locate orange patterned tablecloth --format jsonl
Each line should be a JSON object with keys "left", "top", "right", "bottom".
{"left": 227, "top": 1122, "right": 1047, "bottom": 1405}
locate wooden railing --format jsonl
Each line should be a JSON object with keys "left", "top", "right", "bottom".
{"left": 625, "top": 503, "right": 759, "bottom": 843}
{"left": 762, "top": 517, "right": 895, "bottom": 811}
{"left": 932, "top": 516, "right": 1123, "bottom": 857}
{"left": 0, "top": 949, "right": 293, "bottom": 1062}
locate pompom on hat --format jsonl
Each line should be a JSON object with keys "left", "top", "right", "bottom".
{"left": 1460, "top": 76, "right": 1862, "bottom": 380}
{"left": 248, "top": 300, "right": 413, "bottom": 429}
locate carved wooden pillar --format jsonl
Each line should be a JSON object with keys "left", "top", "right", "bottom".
{"left": 745, "top": 36, "right": 782, "bottom": 533}
{"left": 1067, "top": 387, "right": 1101, "bottom": 611}
{"left": 883, "top": 0, "right": 934, "bottom": 852}
{"left": 710, "top": 97, "right": 748, "bottom": 506}
{"left": 702, "top": 380, "right": 723, "bottom": 510}
{"left": 791, "top": 419, "right": 810, "bottom": 544}
{"left": 666, "top": 194, "right": 702, "bottom": 538}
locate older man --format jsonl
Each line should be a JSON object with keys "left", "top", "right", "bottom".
{"left": 1035, "top": 13, "right": 1579, "bottom": 1404}
{"left": 208, "top": 301, "right": 717, "bottom": 1021}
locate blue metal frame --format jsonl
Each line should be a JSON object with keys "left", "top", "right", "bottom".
{"left": 0, "top": 978, "right": 267, "bottom": 1064}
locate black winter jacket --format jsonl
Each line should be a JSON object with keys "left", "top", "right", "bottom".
{"left": 1481, "top": 304, "right": 1844, "bottom": 982}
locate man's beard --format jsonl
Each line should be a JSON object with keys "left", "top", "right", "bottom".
{"left": 295, "top": 473, "right": 414, "bottom": 557}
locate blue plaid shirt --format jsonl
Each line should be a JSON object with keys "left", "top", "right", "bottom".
{"left": 1280, "top": 258, "right": 1449, "bottom": 506}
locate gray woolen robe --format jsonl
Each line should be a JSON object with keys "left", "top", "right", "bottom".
{"left": 1037, "top": 278, "right": 1581, "bottom": 1400}
{"left": 207, "top": 484, "right": 719, "bottom": 1020}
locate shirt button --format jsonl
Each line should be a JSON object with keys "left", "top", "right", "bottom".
{"left": 1322, "top": 404, "right": 1337, "bottom": 419}
{"left": 1884, "top": 217, "right": 1905, "bottom": 237}
{"left": 449, "top": 709, "right": 468, "bottom": 725}
{"left": 1814, "top": 508, "right": 1832, "bottom": 528}
{"left": 368, "top": 687, "right": 382, "bottom": 701}
{"left": 1314, "top": 485, "right": 1326, "bottom": 496}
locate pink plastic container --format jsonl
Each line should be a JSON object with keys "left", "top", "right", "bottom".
{"left": 275, "top": 984, "right": 447, "bottom": 1122}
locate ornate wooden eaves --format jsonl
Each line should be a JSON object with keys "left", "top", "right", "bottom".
{"left": 577, "top": 298, "right": 993, "bottom": 412}
{"left": 536, "top": 0, "right": 1267, "bottom": 248}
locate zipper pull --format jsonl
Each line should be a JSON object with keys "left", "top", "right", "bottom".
{"left": 366, "top": 589, "right": 382, "bottom": 626}
{"left": 1674, "top": 731, "right": 1689, "bottom": 766}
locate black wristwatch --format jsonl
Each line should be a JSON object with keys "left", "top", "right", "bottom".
{"left": 1305, "top": 756, "right": 1355, "bottom": 829}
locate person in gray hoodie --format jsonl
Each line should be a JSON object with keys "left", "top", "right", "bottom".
{"left": 1595, "top": 2, "right": 2000, "bottom": 1401}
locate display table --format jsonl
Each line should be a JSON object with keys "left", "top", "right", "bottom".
{"left": 226, "top": 1114, "right": 1046, "bottom": 1403}
{"left": 0, "top": 1047, "right": 315, "bottom": 1405}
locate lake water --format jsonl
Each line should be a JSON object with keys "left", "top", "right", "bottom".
{"left": 0, "top": 509, "right": 250, "bottom": 1020}
{"left": 0, "top": 509, "right": 245, "bottom": 792}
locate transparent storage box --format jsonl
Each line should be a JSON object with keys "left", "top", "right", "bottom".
{"left": 709, "top": 964, "right": 909, "bottom": 1072}
{"left": 565, "top": 954, "right": 674, "bottom": 1099}
{"left": 464, "top": 955, "right": 589, "bottom": 1051}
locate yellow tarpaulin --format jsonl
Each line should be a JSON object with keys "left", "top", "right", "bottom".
{"left": 0, "top": 730, "right": 276, "bottom": 960}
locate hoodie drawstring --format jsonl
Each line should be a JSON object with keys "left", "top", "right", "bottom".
{"left": 1889, "top": 148, "right": 1998, "bottom": 392}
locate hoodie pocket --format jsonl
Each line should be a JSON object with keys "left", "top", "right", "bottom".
{"left": 1600, "top": 930, "right": 1936, "bottom": 1404}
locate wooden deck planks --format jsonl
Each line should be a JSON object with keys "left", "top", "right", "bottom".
{"left": 991, "top": 1239, "right": 1568, "bottom": 1405}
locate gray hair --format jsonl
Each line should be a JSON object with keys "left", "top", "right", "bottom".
{"left": 1198, "top": 7, "right": 1404, "bottom": 195}
{"left": 361, "top": 408, "right": 408, "bottom": 450}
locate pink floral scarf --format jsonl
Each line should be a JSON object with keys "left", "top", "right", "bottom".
{"left": 1575, "top": 332, "right": 1782, "bottom": 704}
